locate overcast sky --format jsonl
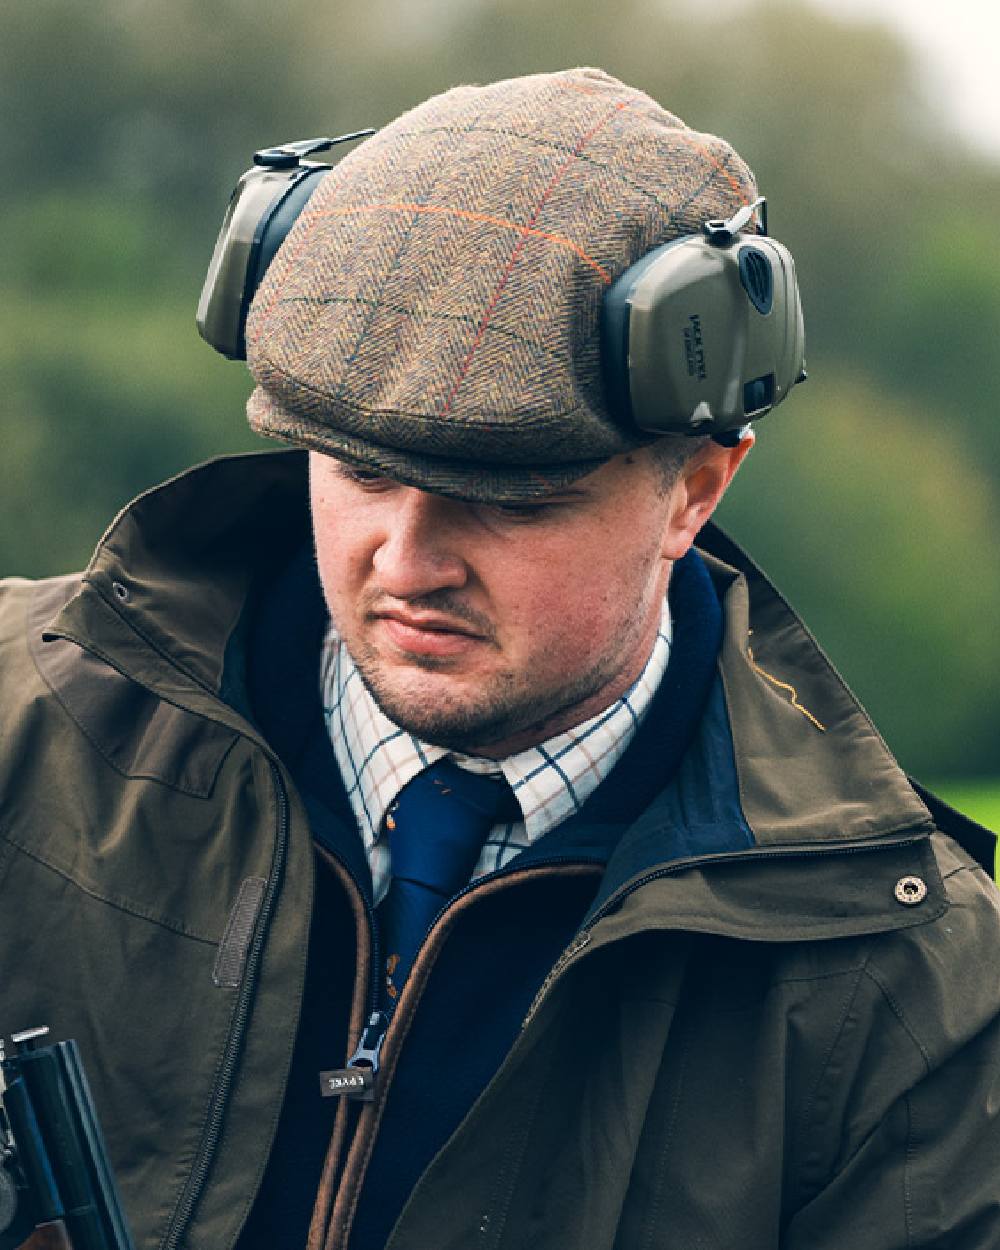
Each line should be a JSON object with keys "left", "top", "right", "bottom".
{"left": 807, "top": 0, "right": 1000, "bottom": 161}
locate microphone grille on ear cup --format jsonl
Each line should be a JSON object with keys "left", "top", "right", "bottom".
{"left": 738, "top": 247, "right": 774, "bottom": 315}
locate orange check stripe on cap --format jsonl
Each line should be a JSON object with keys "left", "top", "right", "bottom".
{"left": 559, "top": 77, "right": 749, "bottom": 200}
{"left": 439, "top": 99, "right": 629, "bottom": 417}
{"left": 312, "top": 202, "right": 613, "bottom": 285}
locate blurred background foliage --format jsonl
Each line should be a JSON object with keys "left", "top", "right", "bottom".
{"left": 3, "top": 0, "right": 999, "bottom": 779}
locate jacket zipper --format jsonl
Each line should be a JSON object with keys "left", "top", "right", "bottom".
{"left": 333, "top": 854, "right": 606, "bottom": 1095}
{"left": 520, "top": 831, "right": 931, "bottom": 1030}
{"left": 161, "top": 760, "right": 291, "bottom": 1250}
{"left": 322, "top": 862, "right": 383, "bottom": 1102}
{"left": 323, "top": 860, "right": 604, "bottom": 1250}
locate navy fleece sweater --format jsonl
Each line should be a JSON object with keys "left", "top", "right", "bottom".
{"left": 238, "top": 546, "right": 734, "bottom": 1250}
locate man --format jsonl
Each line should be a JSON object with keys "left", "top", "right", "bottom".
{"left": 1, "top": 68, "right": 998, "bottom": 1250}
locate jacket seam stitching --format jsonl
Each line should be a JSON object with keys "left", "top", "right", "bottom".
{"left": 903, "top": 1092, "right": 916, "bottom": 1247}
{"left": 0, "top": 837, "right": 16, "bottom": 891}
{"left": 792, "top": 962, "right": 930, "bottom": 1232}
{"left": 599, "top": 907, "right": 946, "bottom": 941}
{"left": 29, "top": 645, "right": 233, "bottom": 798}
{"left": 44, "top": 609, "right": 259, "bottom": 762}
{"left": 641, "top": 1016, "right": 692, "bottom": 1250}
{"left": 29, "top": 584, "right": 236, "bottom": 798}
{"left": 768, "top": 963, "right": 869, "bottom": 987}
{"left": 0, "top": 833, "right": 218, "bottom": 944}
{"left": 45, "top": 595, "right": 252, "bottom": 750}
{"left": 483, "top": 1033, "right": 559, "bottom": 1248}
{"left": 860, "top": 965, "right": 933, "bottom": 1071}
{"left": 801, "top": 1024, "right": 929, "bottom": 1220}
{"left": 74, "top": 577, "right": 226, "bottom": 706}
{"left": 794, "top": 960, "right": 868, "bottom": 1203}
{"left": 939, "top": 861, "right": 982, "bottom": 882}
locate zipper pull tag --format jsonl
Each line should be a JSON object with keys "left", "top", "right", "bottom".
{"left": 319, "top": 1010, "right": 389, "bottom": 1102}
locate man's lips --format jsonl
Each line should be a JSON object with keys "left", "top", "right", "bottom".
{"left": 373, "top": 609, "right": 490, "bottom": 657}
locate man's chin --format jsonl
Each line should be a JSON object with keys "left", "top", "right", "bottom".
{"left": 354, "top": 665, "right": 524, "bottom": 753}
{"left": 373, "top": 694, "right": 513, "bottom": 753}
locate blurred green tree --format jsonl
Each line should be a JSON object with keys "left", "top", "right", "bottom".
{"left": 2, "top": 0, "right": 998, "bottom": 775}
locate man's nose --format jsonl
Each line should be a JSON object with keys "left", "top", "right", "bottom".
{"left": 371, "top": 489, "right": 469, "bottom": 598}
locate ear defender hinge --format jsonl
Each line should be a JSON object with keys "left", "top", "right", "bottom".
{"left": 703, "top": 195, "right": 768, "bottom": 246}
{"left": 253, "top": 130, "right": 376, "bottom": 170}
{"left": 712, "top": 422, "right": 753, "bottom": 448}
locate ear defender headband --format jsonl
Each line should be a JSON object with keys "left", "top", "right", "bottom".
{"left": 197, "top": 139, "right": 806, "bottom": 443}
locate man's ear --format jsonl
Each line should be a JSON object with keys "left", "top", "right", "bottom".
{"left": 660, "top": 433, "right": 754, "bottom": 560}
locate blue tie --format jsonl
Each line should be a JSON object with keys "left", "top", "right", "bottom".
{"left": 379, "top": 759, "right": 519, "bottom": 1005}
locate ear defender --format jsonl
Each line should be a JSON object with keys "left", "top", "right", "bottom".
{"left": 196, "top": 131, "right": 374, "bottom": 360}
{"left": 197, "top": 146, "right": 806, "bottom": 443}
{"left": 600, "top": 198, "right": 806, "bottom": 445}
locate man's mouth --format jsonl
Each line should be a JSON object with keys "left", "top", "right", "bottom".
{"left": 373, "top": 609, "right": 491, "bottom": 658}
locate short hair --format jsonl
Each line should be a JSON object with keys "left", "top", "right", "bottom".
{"left": 647, "top": 434, "right": 709, "bottom": 492}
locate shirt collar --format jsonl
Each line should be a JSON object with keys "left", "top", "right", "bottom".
{"left": 320, "top": 596, "right": 672, "bottom": 860}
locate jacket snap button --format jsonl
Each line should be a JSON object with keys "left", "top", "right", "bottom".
{"left": 894, "top": 875, "right": 927, "bottom": 906}
{"left": 112, "top": 581, "right": 130, "bottom": 604}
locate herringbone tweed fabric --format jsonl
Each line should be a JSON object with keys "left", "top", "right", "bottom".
{"left": 246, "top": 67, "right": 757, "bottom": 501}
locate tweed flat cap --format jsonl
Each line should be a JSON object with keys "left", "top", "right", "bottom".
{"left": 246, "top": 67, "right": 757, "bottom": 500}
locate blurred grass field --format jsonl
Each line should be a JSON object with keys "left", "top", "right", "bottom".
{"left": 937, "top": 782, "right": 1000, "bottom": 833}
{"left": 934, "top": 782, "right": 999, "bottom": 881}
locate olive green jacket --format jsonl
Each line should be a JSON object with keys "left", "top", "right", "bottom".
{"left": 1, "top": 451, "right": 998, "bottom": 1250}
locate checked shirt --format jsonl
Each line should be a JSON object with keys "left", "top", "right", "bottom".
{"left": 319, "top": 598, "right": 672, "bottom": 904}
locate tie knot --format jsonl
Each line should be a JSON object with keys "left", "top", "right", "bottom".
{"left": 386, "top": 759, "right": 518, "bottom": 897}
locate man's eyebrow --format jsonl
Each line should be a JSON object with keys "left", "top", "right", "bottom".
{"left": 505, "top": 488, "right": 590, "bottom": 503}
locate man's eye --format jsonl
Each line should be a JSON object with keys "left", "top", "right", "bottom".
{"left": 490, "top": 502, "right": 553, "bottom": 521}
{"left": 339, "top": 465, "right": 390, "bottom": 488}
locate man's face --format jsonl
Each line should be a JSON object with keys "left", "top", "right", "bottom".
{"left": 309, "top": 443, "right": 744, "bottom": 757}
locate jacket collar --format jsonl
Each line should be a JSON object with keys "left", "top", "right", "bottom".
{"left": 45, "top": 450, "right": 310, "bottom": 737}
{"left": 699, "top": 523, "right": 935, "bottom": 849}
{"left": 40, "top": 450, "right": 944, "bottom": 939}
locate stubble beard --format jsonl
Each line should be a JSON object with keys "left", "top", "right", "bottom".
{"left": 331, "top": 571, "right": 662, "bottom": 754}
{"left": 343, "top": 632, "right": 643, "bottom": 757}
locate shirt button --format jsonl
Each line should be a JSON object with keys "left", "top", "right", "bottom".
{"left": 894, "top": 875, "right": 928, "bottom": 906}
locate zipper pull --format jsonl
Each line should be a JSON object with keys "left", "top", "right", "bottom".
{"left": 319, "top": 1010, "right": 389, "bottom": 1102}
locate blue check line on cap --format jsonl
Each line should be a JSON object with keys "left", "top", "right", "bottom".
{"left": 329, "top": 110, "right": 489, "bottom": 406}
{"left": 281, "top": 293, "right": 551, "bottom": 355}
{"left": 385, "top": 125, "right": 688, "bottom": 215}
